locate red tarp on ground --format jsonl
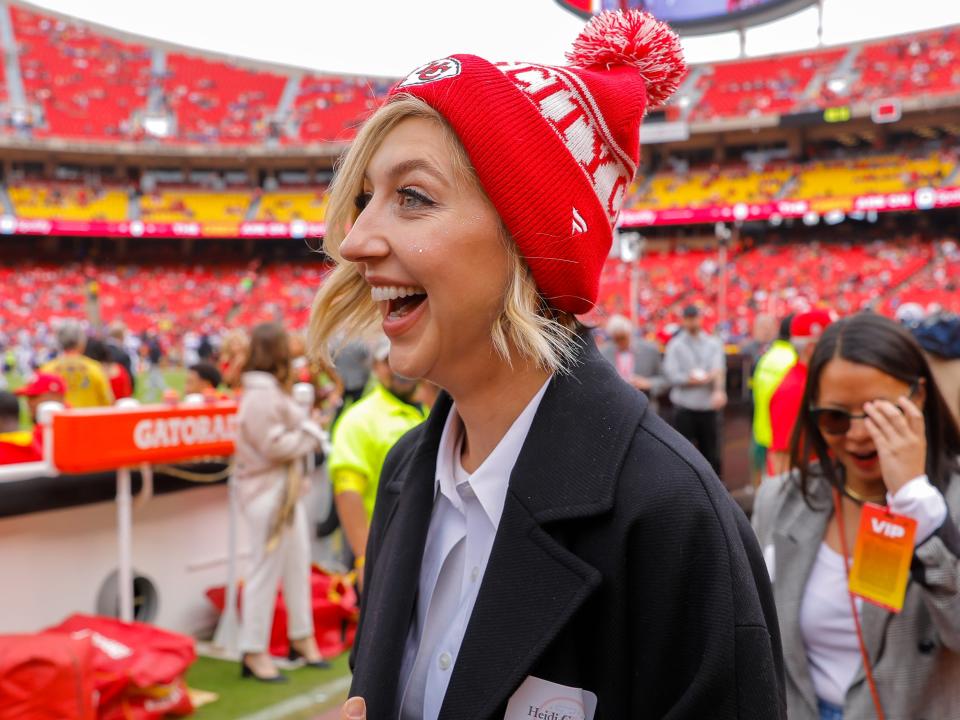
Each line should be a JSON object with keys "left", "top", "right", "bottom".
{"left": 0, "top": 633, "right": 98, "bottom": 720}
{"left": 206, "top": 565, "right": 358, "bottom": 658}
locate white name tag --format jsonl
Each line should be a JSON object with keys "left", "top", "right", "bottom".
{"left": 505, "top": 676, "right": 598, "bottom": 720}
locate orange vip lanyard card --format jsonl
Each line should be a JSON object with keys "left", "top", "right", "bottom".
{"left": 848, "top": 502, "right": 917, "bottom": 613}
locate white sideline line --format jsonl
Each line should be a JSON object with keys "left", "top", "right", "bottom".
{"left": 235, "top": 674, "right": 352, "bottom": 720}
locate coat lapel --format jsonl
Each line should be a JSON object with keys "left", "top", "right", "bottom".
{"left": 772, "top": 484, "right": 829, "bottom": 717}
{"left": 439, "top": 339, "right": 646, "bottom": 719}
{"left": 349, "top": 398, "right": 449, "bottom": 716}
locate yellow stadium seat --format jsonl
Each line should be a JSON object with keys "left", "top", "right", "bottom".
{"left": 140, "top": 191, "right": 252, "bottom": 223}
{"left": 792, "top": 153, "right": 953, "bottom": 200}
{"left": 9, "top": 184, "right": 129, "bottom": 221}
{"left": 632, "top": 167, "right": 791, "bottom": 209}
{"left": 255, "top": 190, "right": 329, "bottom": 222}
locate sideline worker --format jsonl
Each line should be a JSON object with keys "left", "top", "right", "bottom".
{"left": 329, "top": 341, "right": 427, "bottom": 589}
{"left": 767, "top": 310, "right": 834, "bottom": 476}
{"left": 751, "top": 314, "right": 798, "bottom": 484}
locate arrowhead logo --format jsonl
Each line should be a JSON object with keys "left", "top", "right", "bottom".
{"left": 399, "top": 58, "right": 462, "bottom": 88}
{"left": 572, "top": 207, "right": 588, "bottom": 234}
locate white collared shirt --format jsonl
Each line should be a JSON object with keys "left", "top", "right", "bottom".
{"left": 398, "top": 377, "right": 552, "bottom": 720}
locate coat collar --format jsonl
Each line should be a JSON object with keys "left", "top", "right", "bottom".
{"left": 361, "top": 335, "right": 648, "bottom": 718}
{"left": 383, "top": 335, "right": 640, "bottom": 521}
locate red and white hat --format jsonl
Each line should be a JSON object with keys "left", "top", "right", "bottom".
{"left": 389, "top": 10, "right": 685, "bottom": 314}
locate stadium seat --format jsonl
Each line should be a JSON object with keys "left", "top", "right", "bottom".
{"left": 8, "top": 183, "right": 129, "bottom": 221}
{"left": 139, "top": 190, "right": 253, "bottom": 223}
{"left": 256, "top": 189, "right": 329, "bottom": 222}
{"left": 690, "top": 48, "right": 846, "bottom": 121}
{"left": 12, "top": 6, "right": 150, "bottom": 142}
{"left": 847, "top": 27, "right": 960, "bottom": 103}
{"left": 287, "top": 75, "right": 389, "bottom": 143}
{"left": 162, "top": 53, "right": 286, "bottom": 144}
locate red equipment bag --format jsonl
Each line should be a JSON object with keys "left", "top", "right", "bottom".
{"left": 43, "top": 614, "right": 195, "bottom": 720}
{"left": 207, "top": 565, "right": 358, "bottom": 658}
{"left": 0, "top": 633, "right": 97, "bottom": 720}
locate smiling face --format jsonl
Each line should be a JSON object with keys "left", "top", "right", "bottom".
{"left": 815, "top": 357, "right": 925, "bottom": 489}
{"left": 337, "top": 117, "right": 508, "bottom": 389}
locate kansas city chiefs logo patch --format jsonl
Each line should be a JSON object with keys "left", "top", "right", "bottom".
{"left": 399, "top": 57, "right": 462, "bottom": 88}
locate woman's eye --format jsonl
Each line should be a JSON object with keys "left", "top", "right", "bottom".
{"left": 354, "top": 192, "right": 372, "bottom": 212}
{"left": 397, "top": 187, "right": 434, "bottom": 208}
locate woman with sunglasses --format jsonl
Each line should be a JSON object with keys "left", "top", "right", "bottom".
{"left": 318, "top": 10, "right": 786, "bottom": 720}
{"left": 753, "top": 311, "right": 960, "bottom": 720}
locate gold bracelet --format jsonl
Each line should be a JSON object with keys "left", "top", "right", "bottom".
{"left": 354, "top": 555, "right": 366, "bottom": 569}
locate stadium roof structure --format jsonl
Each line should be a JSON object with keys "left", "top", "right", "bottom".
{"left": 0, "top": 0, "right": 955, "bottom": 161}
{"left": 555, "top": 0, "right": 819, "bottom": 36}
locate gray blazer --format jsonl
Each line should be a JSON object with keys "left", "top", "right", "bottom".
{"left": 600, "top": 340, "right": 667, "bottom": 397}
{"left": 752, "top": 470, "right": 960, "bottom": 720}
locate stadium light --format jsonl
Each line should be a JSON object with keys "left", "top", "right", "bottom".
{"left": 826, "top": 76, "right": 849, "bottom": 94}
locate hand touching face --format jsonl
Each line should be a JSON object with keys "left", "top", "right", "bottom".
{"left": 862, "top": 394, "right": 927, "bottom": 495}
{"left": 815, "top": 358, "right": 927, "bottom": 493}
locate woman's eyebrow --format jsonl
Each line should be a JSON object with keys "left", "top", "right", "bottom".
{"left": 365, "top": 158, "right": 448, "bottom": 185}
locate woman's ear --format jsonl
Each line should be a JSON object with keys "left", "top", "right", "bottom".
{"left": 915, "top": 376, "right": 928, "bottom": 409}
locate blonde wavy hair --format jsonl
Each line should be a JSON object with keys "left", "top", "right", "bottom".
{"left": 308, "top": 95, "right": 579, "bottom": 375}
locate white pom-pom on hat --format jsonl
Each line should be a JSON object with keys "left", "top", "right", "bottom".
{"left": 566, "top": 9, "right": 687, "bottom": 108}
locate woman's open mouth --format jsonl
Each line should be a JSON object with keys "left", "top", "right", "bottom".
{"left": 848, "top": 449, "right": 879, "bottom": 469}
{"left": 371, "top": 285, "right": 428, "bottom": 336}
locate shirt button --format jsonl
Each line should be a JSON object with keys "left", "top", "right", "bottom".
{"left": 438, "top": 652, "right": 452, "bottom": 671}
{"left": 471, "top": 566, "right": 480, "bottom": 582}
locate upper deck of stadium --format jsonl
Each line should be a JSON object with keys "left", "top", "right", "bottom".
{"left": 0, "top": 0, "right": 956, "bottom": 155}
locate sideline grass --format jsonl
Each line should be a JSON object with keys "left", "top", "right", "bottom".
{"left": 187, "top": 654, "right": 351, "bottom": 720}
{"left": 2, "top": 367, "right": 188, "bottom": 425}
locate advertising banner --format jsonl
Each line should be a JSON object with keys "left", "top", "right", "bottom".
{"left": 52, "top": 402, "right": 238, "bottom": 474}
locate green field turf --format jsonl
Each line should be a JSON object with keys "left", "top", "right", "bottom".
{"left": 187, "top": 653, "right": 351, "bottom": 720}
{"left": 3, "top": 367, "right": 190, "bottom": 428}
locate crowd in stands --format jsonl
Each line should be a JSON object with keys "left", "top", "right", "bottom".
{"left": 8, "top": 182, "right": 129, "bottom": 221}
{"left": 690, "top": 48, "right": 846, "bottom": 122}
{"left": 0, "top": 261, "right": 328, "bottom": 374}
{"left": 1, "top": 237, "right": 956, "bottom": 381}
{"left": 592, "top": 236, "right": 952, "bottom": 343}
{"left": 845, "top": 25, "right": 960, "bottom": 105}
{"left": 632, "top": 148, "right": 958, "bottom": 210}
{"left": 3, "top": 145, "right": 955, "bottom": 226}
{"left": 139, "top": 187, "right": 252, "bottom": 223}
{"left": 1, "top": 2, "right": 957, "bottom": 145}
{"left": 289, "top": 75, "right": 391, "bottom": 144}
{"left": 12, "top": 5, "right": 151, "bottom": 141}
{"left": 160, "top": 53, "right": 286, "bottom": 144}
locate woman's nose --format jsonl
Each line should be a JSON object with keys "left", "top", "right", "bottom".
{"left": 846, "top": 415, "right": 872, "bottom": 442}
{"left": 339, "top": 206, "right": 391, "bottom": 264}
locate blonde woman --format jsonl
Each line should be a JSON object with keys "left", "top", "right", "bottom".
{"left": 319, "top": 10, "right": 785, "bottom": 719}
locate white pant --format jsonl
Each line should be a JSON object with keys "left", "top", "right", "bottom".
{"left": 239, "top": 483, "right": 314, "bottom": 654}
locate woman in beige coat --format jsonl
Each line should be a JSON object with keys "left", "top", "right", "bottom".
{"left": 234, "top": 322, "right": 328, "bottom": 682}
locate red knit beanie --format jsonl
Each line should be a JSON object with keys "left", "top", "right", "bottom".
{"left": 388, "top": 10, "right": 685, "bottom": 314}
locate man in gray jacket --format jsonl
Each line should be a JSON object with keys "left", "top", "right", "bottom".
{"left": 600, "top": 315, "right": 667, "bottom": 410}
{"left": 663, "top": 305, "right": 727, "bottom": 476}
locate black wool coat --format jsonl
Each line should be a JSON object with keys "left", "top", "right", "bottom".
{"left": 349, "top": 338, "right": 787, "bottom": 719}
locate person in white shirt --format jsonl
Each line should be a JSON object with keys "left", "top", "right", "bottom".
{"left": 753, "top": 312, "right": 960, "bottom": 720}
{"left": 313, "top": 9, "right": 785, "bottom": 720}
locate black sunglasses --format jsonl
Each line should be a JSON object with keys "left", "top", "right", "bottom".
{"left": 810, "top": 379, "right": 920, "bottom": 436}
